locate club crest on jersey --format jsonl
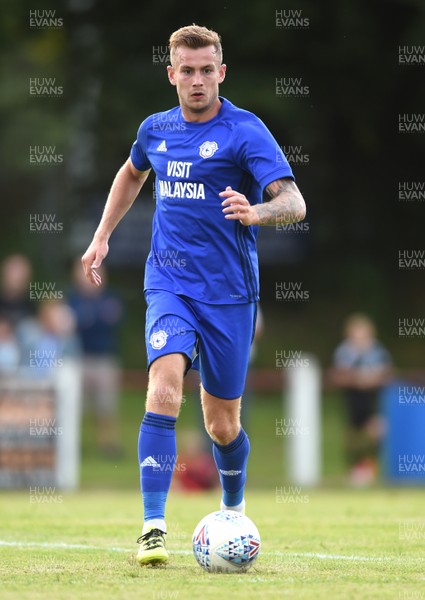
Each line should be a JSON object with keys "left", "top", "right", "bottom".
{"left": 149, "top": 330, "right": 168, "bottom": 350}
{"left": 199, "top": 141, "right": 218, "bottom": 159}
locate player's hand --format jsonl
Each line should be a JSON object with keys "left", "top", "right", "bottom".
{"left": 220, "top": 186, "right": 259, "bottom": 226}
{"left": 81, "top": 237, "right": 109, "bottom": 286}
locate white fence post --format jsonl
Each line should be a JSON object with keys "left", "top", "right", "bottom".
{"left": 285, "top": 353, "right": 321, "bottom": 486}
{"left": 54, "top": 360, "right": 82, "bottom": 490}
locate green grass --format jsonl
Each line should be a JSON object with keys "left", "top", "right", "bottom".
{"left": 11, "top": 387, "right": 419, "bottom": 597}
{"left": 0, "top": 489, "right": 424, "bottom": 599}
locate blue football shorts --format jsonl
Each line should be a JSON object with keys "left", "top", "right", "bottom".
{"left": 145, "top": 289, "right": 257, "bottom": 400}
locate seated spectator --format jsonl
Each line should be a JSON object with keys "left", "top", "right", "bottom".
{"left": 19, "top": 300, "right": 80, "bottom": 378}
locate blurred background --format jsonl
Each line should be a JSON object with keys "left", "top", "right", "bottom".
{"left": 0, "top": 0, "right": 424, "bottom": 492}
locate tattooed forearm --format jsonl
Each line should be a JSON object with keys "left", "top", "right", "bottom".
{"left": 254, "top": 178, "right": 306, "bottom": 226}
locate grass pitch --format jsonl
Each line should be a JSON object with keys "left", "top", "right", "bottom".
{"left": 0, "top": 488, "right": 424, "bottom": 599}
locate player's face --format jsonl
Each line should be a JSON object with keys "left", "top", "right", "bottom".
{"left": 167, "top": 46, "right": 226, "bottom": 122}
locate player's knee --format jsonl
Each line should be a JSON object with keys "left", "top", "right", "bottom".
{"left": 146, "top": 372, "right": 183, "bottom": 417}
{"left": 146, "top": 380, "right": 182, "bottom": 416}
{"left": 146, "top": 357, "right": 185, "bottom": 416}
{"left": 205, "top": 418, "right": 240, "bottom": 446}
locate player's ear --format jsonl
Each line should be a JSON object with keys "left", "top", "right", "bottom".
{"left": 167, "top": 65, "right": 177, "bottom": 86}
{"left": 218, "top": 64, "right": 226, "bottom": 84}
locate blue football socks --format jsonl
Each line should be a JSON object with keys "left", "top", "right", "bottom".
{"left": 138, "top": 411, "right": 177, "bottom": 531}
{"left": 212, "top": 428, "right": 250, "bottom": 508}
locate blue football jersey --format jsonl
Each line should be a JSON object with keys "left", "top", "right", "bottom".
{"left": 130, "top": 97, "right": 294, "bottom": 304}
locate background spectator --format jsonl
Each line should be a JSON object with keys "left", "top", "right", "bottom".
{"left": 0, "top": 316, "right": 20, "bottom": 374}
{"left": 32, "top": 300, "right": 80, "bottom": 377}
{"left": 67, "top": 259, "right": 124, "bottom": 458}
{"left": 0, "top": 254, "right": 34, "bottom": 326}
{"left": 331, "top": 313, "right": 393, "bottom": 485}
{"left": 18, "top": 300, "right": 80, "bottom": 378}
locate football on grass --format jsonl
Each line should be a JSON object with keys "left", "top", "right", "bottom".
{"left": 192, "top": 510, "right": 261, "bottom": 573}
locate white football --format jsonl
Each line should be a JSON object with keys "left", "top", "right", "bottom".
{"left": 192, "top": 510, "right": 261, "bottom": 573}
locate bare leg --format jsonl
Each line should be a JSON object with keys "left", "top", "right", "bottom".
{"left": 146, "top": 353, "right": 187, "bottom": 416}
{"left": 201, "top": 385, "right": 241, "bottom": 444}
{"left": 201, "top": 385, "right": 249, "bottom": 510}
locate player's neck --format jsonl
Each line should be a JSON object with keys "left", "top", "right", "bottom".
{"left": 181, "top": 97, "right": 222, "bottom": 123}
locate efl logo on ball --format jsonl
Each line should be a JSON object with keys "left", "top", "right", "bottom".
{"left": 192, "top": 510, "right": 261, "bottom": 573}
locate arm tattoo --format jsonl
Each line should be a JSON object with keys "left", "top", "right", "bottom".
{"left": 255, "top": 178, "right": 306, "bottom": 226}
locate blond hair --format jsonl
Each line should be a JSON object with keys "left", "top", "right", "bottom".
{"left": 169, "top": 24, "right": 223, "bottom": 66}
{"left": 344, "top": 313, "right": 376, "bottom": 337}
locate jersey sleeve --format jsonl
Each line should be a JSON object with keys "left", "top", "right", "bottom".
{"left": 130, "top": 118, "right": 152, "bottom": 172}
{"left": 234, "top": 117, "right": 294, "bottom": 190}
